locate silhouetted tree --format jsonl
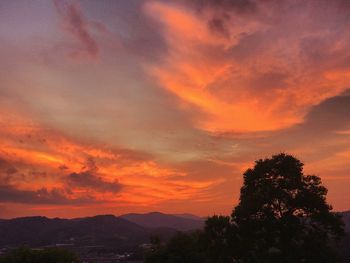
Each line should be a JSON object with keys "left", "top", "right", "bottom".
{"left": 203, "top": 215, "right": 237, "bottom": 262}
{"left": 145, "top": 153, "right": 345, "bottom": 263}
{"left": 0, "top": 246, "right": 81, "bottom": 263}
{"left": 232, "top": 153, "right": 344, "bottom": 262}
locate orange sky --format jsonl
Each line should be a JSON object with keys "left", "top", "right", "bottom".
{"left": 0, "top": 0, "right": 350, "bottom": 218}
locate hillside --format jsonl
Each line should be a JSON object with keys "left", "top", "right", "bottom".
{"left": 119, "top": 212, "right": 204, "bottom": 231}
{"left": 0, "top": 215, "right": 170, "bottom": 249}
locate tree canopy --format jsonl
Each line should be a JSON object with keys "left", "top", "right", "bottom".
{"left": 145, "top": 153, "right": 345, "bottom": 263}
{"left": 232, "top": 153, "right": 344, "bottom": 262}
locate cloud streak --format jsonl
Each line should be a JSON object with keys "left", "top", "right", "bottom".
{"left": 67, "top": 171, "right": 122, "bottom": 193}
{"left": 54, "top": 0, "right": 99, "bottom": 59}
{"left": 0, "top": 184, "right": 95, "bottom": 205}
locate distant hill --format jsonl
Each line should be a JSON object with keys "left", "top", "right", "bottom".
{"left": 0, "top": 215, "right": 174, "bottom": 249}
{"left": 119, "top": 212, "right": 204, "bottom": 231}
{"left": 173, "top": 213, "right": 205, "bottom": 221}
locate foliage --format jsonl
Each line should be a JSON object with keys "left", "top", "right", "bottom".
{"left": 0, "top": 246, "right": 81, "bottom": 263}
{"left": 145, "top": 153, "right": 345, "bottom": 263}
{"left": 232, "top": 153, "right": 344, "bottom": 262}
{"left": 202, "top": 215, "right": 237, "bottom": 262}
{"left": 145, "top": 231, "right": 207, "bottom": 263}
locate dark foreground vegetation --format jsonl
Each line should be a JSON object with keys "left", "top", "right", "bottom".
{"left": 0, "top": 247, "right": 80, "bottom": 263}
{"left": 146, "top": 153, "right": 345, "bottom": 263}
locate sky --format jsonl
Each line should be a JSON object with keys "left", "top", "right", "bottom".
{"left": 0, "top": 0, "right": 350, "bottom": 218}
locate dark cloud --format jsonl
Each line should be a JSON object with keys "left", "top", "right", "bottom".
{"left": 0, "top": 185, "right": 94, "bottom": 205}
{"left": 0, "top": 158, "right": 20, "bottom": 185}
{"left": 266, "top": 91, "right": 350, "bottom": 143}
{"left": 0, "top": 158, "right": 18, "bottom": 176}
{"left": 82, "top": 156, "right": 98, "bottom": 172}
{"left": 186, "top": 0, "right": 258, "bottom": 13}
{"left": 66, "top": 171, "right": 122, "bottom": 193}
{"left": 299, "top": 90, "right": 350, "bottom": 134}
{"left": 172, "top": 0, "right": 261, "bottom": 39}
{"left": 66, "top": 157, "right": 122, "bottom": 193}
{"left": 252, "top": 91, "right": 350, "bottom": 160}
{"left": 186, "top": 0, "right": 259, "bottom": 37}
{"left": 58, "top": 164, "right": 68, "bottom": 170}
{"left": 207, "top": 17, "right": 230, "bottom": 37}
{"left": 54, "top": 0, "right": 99, "bottom": 58}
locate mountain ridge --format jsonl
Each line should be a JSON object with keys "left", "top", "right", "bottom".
{"left": 0, "top": 212, "right": 204, "bottom": 248}
{"left": 119, "top": 212, "right": 204, "bottom": 231}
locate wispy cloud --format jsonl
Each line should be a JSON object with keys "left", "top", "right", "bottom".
{"left": 54, "top": 0, "right": 99, "bottom": 59}
{"left": 0, "top": 184, "right": 95, "bottom": 205}
{"left": 0, "top": 107, "right": 222, "bottom": 215}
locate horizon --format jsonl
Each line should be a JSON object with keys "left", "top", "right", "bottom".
{"left": 1, "top": 0, "right": 350, "bottom": 219}
{"left": 0, "top": 209, "right": 348, "bottom": 221}
{"left": 0, "top": 211, "right": 204, "bottom": 220}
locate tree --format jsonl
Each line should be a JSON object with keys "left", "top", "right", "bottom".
{"left": 203, "top": 215, "right": 238, "bottom": 263}
{"left": 232, "top": 153, "right": 344, "bottom": 262}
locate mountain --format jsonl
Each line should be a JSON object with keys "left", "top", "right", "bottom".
{"left": 119, "top": 212, "right": 204, "bottom": 231}
{"left": 0, "top": 212, "right": 204, "bottom": 249}
{"left": 173, "top": 213, "right": 205, "bottom": 221}
{"left": 0, "top": 215, "right": 173, "bottom": 249}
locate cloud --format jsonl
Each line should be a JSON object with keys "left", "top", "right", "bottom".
{"left": 144, "top": 0, "right": 350, "bottom": 133}
{"left": 184, "top": 0, "right": 258, "bottom": 13}
{"left": 2, "top": 0, "right": 350, "bottom": 215}
{"left": 303, "top": 90, "right": 350, "bottom": 132}
{"left": 66, "top": 171, "right": 122, "bottom": 193}
{"left": 0, "top": 158, "right": 18, "bottom": 176}
{"left": 269, "top": 90, "right": 350, "bottom": 146}
{"left": 218, "top": 91, "right": 350, "bottom": 173}
{"left": 54, "top": 0, "right": 99, "bottom": 59}
{"left": 0, "top": 108, "right": 223, "bottom": 213}
{"left": 0, "top": 184, "right": 94, "bottom": 205}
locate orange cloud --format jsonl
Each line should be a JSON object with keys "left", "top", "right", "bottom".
{"left": 144, "top": 1, "right": 350, "bottom": 133}
{"left": 0, "top": 107, "right": 223, "bottom": 214}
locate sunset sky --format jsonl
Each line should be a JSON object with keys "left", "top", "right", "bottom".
{"left": 1, "top": 0, "right": 350, "bottom": 218}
